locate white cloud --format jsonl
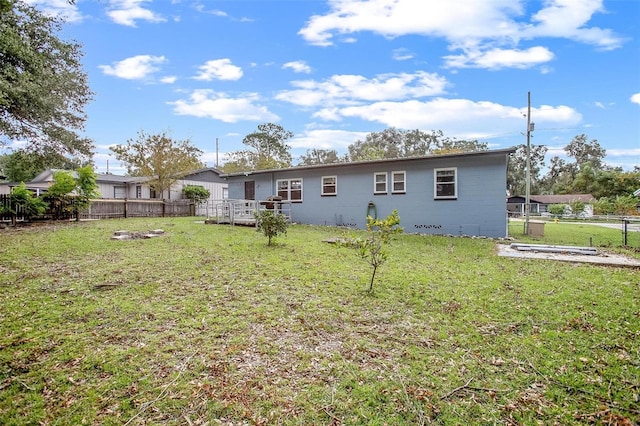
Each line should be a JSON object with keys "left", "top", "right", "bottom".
{"left": 444, "top": 46, "right": 554, "bottom": 69}
{"left": 602, "top": 148, "right": 640, "bottom": 171}
{"left": 276, "top": 71, "right": 448, "bottom": 107}
{"left": 607, "top": 148, "right": 640, "bottom": 157}
{"left": 98, "top": 55, "right": 167, "bottom": 80}
{"left": 299, "top": 0, "right": 523, "bottom": 46}
{"left": 193, "top": 4, "right": 228, "bottom": 17}
{"left": 160, "top": 76, "right": 177, "bottom": 84}
{"left": 316, "top": 98, "right": 581, "bottom": 141}
{"left": 26, "top": 0, "right": 83, "bottom": 23}
{"left": 525, "top": 0, "right": 623, "bottom": 50}
{"left": 169, "top": 89, "right": 279, "bottom": 123}
{"left": 392, "top": 48, "right": 414, "bottom": 61}
{"left": 631, "top": 93, "right": 640, "bottom": 105}
{"left": 107, "top": 0, "right": 166, "bottom": 27}
{"left": 298, "top": 0, "right": 623, "bottom": 69}
{"left": 193, "top": 59, "right": 243, "bottom": 81}
{"left": 289, "top": 129, "right": 369, "bottom": 150}
{"left": 283, "top": 61, "right": 312, "bottom": 74}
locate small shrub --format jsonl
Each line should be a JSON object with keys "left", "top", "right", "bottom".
{"left": 10, "top": 183, "right": 48, "bottom": 219}
{"left": 254, "top": 210, "right": 289, "bottom": 246}
{"left": 593, "top": 197, "right": 615, "bottom": 215}
{"left": 568, "top": 200, "right": 585, "bottom": 217}
{"left": 46, "top": 167, "right": 100, "bottom": 219}
{"left": 183, "top": 185, "right": 210, "bottom": 204}
{"left": 547, "top": 204, "right": 567, "bottom": 217}
{"left": 613, "top": 195, "right": 638, "bottom": 216}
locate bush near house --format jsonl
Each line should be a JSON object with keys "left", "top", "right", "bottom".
{"left": 3, "top": 183, "right": 48, "bottom": 220}
{"left": 182, "top": 185, "right": 210, "bottom": 204}
{"left": 547, "top": 204, "right": 566, "bottom": 217}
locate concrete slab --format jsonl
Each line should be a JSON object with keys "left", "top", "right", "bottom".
{"left": 496, "top": 243, "right": 640, "bottom": 267}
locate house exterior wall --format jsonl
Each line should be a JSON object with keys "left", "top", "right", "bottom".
{"left": 227, "top": 151, "right": 511, "bottom": 238}
{"left": 96, "top": 169, "right": 228, "bottom": 201}
{"left": 171, "top": 179, "right": 227, "bottom": 200}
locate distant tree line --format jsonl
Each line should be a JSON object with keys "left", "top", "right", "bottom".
{"left": 507, "top": 134, "right": 640, "bottom": 214}
{"left": 221, "top": 125, "right": 489, "bottom": 173}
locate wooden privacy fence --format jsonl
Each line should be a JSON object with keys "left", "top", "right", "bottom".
{"left": 79, "top": 199, "right": 194, "bottom": 219}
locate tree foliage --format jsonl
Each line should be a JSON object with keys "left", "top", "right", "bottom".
{"left": 298, "top": 148, "right": 345, "bottom": 166}
{"left": 547, "top": 204, "right": 567, "bottom": 217}
{"left": 182, "top": 185, "right": 210, "bottom": 204}
{"left": 254, "top": 209, "right": 289, "bottom": 246}
{"left": 508, "top": 134, "right": 640, "bottom": 204}
{"left": 5, "top": 182, "right": 47, "bottom": 218}
{"left": 507, "top": 144, "right": 547, "bottom": 196}
{"left": 0, "top": 1, "right": 93, "bottom": 159}
{"left": 541, "top": 134, "right": 608, "bottom": 195}
{"left": 110, "top": 131, "right": 204, "bottom": 198}
{"left": 347, "top": 128, "right": 488, "bottom": 162}
{"left": 222, "top": 123, "right": 293, "bottom": 172}
{"left": 45, "top": 166, "right": 98, "bottom": 218}
{"left": 0, "top": 149, "right": 83, "bottom": 182}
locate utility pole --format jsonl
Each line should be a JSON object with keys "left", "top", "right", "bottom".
{"left": 524, "top": 92, "right": 534, "bottom": 235}
{"left": 215, "top": 137, "right": 219, "bottom": 168}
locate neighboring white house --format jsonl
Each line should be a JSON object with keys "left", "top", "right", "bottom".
{"left": 0, "top": 167, "right": 228, "bottom": 201}
{"left": 507, "top": 194, "right": 596, "bottom": 217}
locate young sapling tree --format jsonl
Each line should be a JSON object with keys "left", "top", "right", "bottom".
{"left": 352, "top": 209, "right": 403, "bottom": 293}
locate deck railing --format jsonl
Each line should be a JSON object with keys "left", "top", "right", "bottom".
{"left": 203, "top": 199, "right": 292, "bottom": 226}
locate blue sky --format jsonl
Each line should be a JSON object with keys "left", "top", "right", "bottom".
{"left": 20, "top": 0, "right": 640, "bottom": 174}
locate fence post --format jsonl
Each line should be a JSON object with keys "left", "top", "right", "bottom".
{"left": 124, "top": 198, "right": 128, "bottom": 218}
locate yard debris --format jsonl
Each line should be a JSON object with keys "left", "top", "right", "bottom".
{"left": 111, "top": 229, "right": 165, "bottom": 240}
{"left": 496, "top": 243, "right": 640, "bottom": 267}
{"left": 93, "top": 283, "right": 120, "bottom": 290}
{"left": 510, "top": 243, "right": 598, "bottom": 255}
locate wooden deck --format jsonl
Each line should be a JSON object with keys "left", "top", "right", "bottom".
{"left": 203, "top": 199, "right": 291, "bottom": 226}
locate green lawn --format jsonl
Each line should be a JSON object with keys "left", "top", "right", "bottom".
{"left": 1, "top": 218, "right": 638, "bottom": 425}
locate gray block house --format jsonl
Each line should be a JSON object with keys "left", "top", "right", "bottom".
{"left": 224, "top": 148, "right": 515, "bottom": 238}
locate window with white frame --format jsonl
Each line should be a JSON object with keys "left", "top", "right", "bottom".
{"left": 277, "top": 178, "right": 303, "bottom": 202}
{"left": 434, "top": 168, "right": 457, "bottom": 199}
{"left": 391, "top": 171, "right": 406, "bottom": 194}
{"left": 374, "top": 172, "right": 387, "bottom": 194}
{"left": 321, "top": 176, "right": 337, "bottom": 196}
{"left": 136, "top": 185, "right": 142, "bottom": 198}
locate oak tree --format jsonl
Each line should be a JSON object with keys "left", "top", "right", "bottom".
{"left": 110, "top": 131, "right": 204, "bottom": 198}
{"left": 1, "top": 1, "right": 93, "bottom": 159}
{"left": 298, "top": 148, "right": 344, "bottom": 166}
{"left": 222, "top": 123, "right": 293, "bottom": 172}
{"left": 347, "top": 128, "right": 487, "bottom": 162}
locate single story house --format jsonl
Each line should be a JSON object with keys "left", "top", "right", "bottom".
{"left": 0, "top": 167, "right": 228, "bottom": 202}
{"left": 223, "top": 148, "right": 515, "bottom": 238}
{"left": 507, "top": 194, "right": 596, "bottom": 217}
